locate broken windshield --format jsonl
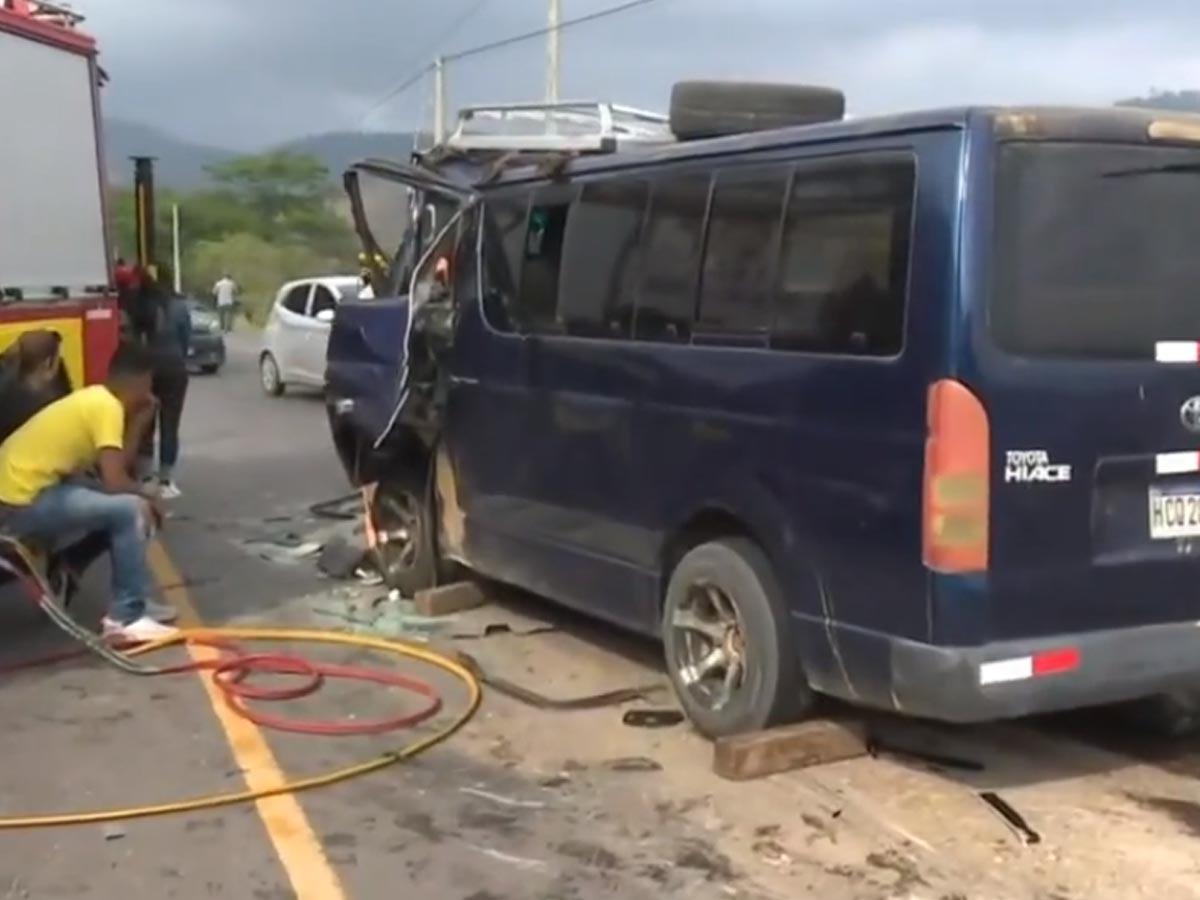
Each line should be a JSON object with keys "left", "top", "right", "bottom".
{"left": 345, "top": 167, "right": 417, "bottom": 290}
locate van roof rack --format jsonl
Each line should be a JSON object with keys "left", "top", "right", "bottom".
{"left": 443, "top": 101, "right": 674, "bottom": 155}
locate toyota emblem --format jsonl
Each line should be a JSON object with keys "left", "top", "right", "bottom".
{"left": 1182, "top": 396, "right": 1200, "bottom": 434}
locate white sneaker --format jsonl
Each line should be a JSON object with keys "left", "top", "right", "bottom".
{"left": 143, "top": 599, "right": 180, "bottom": 624}
{"left": 101, "top": 615, "right": 179, "bottom": 643}
{"left": 158, "top": 481, "right": 182, "bottom": 501}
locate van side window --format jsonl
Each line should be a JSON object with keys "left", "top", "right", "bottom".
{"left": 516, "top": 191, "right": 574, "bottom": 334}
{"left": 480, "top": 194, "right": 529, "bottom": 333}
{"left": 772, "top": 158, "right": 915, "bottom": 356}
{"left": 697, "top": 168, "right": 790, "bottom": 337}
{"left": 558, "top": 179, "right": 648, "bottom": 338}
{"left": 635, "top": 173, "right": 711, "bottom": 343}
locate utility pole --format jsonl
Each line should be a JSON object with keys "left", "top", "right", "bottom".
{"left": 171, "top": 203, "right": 182, "bottom": 294}
{"left": 433, "top": 56, "right": 447, "bottom": 144}
{"left": 546, "top": 0, "right": 561, "bottom": 104}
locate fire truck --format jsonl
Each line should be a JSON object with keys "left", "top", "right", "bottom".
{"left": 0, "top": 0, "right": 119, "bottom": 387}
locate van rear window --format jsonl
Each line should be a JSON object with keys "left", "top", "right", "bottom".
{"left": 992, "top": 143, "right": 1200, "bottom": 359}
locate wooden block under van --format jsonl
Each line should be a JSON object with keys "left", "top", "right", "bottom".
{"left": 713, "top": 719, "right": 867, "bottom": 781}
{"left": 414, "top": 581, "right": 489, "bottom": 617}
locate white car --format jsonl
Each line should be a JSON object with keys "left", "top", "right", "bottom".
{"left": 259, "top": 276, "right": 370, "bottom": 396}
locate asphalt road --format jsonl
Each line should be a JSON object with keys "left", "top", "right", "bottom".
{"left": 4, "top": 333, "right": 1200, "bottom": 900}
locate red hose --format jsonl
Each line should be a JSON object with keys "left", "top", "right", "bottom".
{"left": 0, "top": 571, "right": 444, "bottom": 738}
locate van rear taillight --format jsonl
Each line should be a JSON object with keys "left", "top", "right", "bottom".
{"left": 923, "top": 379, "right": 990, "bottom": 574}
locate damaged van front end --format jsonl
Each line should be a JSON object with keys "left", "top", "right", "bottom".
{"left": 325, "top": 158, "right": 479, "bottom": 488}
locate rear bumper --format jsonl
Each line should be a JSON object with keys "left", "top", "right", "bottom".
{"left": 187, "top": 337, "right": 226, "bottom": 369}
{"left": 889, "top": 620, "right": 1200, "bottom": 722}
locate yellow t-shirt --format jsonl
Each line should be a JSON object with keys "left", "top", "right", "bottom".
{"left": 0, "top": 385, "right": 125, "bottom": 506}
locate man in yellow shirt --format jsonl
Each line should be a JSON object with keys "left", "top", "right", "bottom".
{"left": 0, "top": 343, "right": 178, "bottom": 642}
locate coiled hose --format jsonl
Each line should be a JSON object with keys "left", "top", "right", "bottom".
{"left": 0, "top": 535, "right": 481, "bottom": 829}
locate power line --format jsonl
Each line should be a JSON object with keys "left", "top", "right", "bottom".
{"left": 358, "top": 0, "right": 491, "bottom": 126}
{"left": 359, "top": 64, "right": 434, "bottom": 125}
{"left": 446, "top": 0, "right": 660, "bottom": 63}
{"left": 359, "top": 0, "right": 662, "bottom": 125}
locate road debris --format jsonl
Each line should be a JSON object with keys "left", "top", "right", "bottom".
{"left": 246, "top": 536, "right": 323, "bottom": 565}
{"left": 312, "top": 594, "right": 446, "bottom": 640}
{"left": 309, "top": 493, "right": 362, "bottom": 521}
{"left": 317, "top": 534, "right": 369, "bottom": 579}
{"left": 752, "top": 836, "right": 791, "bottom": 867}
{"left": 979, "top": 791, "right": 1041, "bottom": 845}
{"left": 674, "top": 839, "right": 735, "bottom": 882}
{"left": 623, "top": 708, "right": 685, "bottom": 728}
{"left": 605, "top": 756, "right": 663, "bottom": 773}
{"left": 102, "top": 824, "right": 125, "bottom": 841}
{"left": 354, "top": 567, "right": 384, "bottom": 586}
{"left": 449, "top": 621, "right": 558, "bottom": 640}
{"left": 459, "top": 786, "right": 547, "bottom": 809}
{"left": 453, "top": 650, "right": 665, "bottom": 711}
{"left": 468, "top": 844, "right": 548, "bottom": 872}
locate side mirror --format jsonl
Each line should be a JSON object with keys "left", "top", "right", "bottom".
{"left": 315, "top": 308, "right": 336, "bottom": 324}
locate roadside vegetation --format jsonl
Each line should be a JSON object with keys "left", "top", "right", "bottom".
{"left": 110, "top": 151, "right": 360, "bottom": 324}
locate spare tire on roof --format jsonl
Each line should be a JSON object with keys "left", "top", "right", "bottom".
{"left": 669, "top": 81, "right": 845, "bottom": 141}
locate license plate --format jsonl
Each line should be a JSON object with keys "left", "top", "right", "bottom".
{"left": 1149, "top": 490, "right": 1200, "bottom": 539}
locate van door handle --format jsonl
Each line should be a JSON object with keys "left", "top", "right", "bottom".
{"left": 449, "top": 375, "right": 480, "bottom": 386}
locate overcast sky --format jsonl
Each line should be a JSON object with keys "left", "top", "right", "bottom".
{"left": 83, "top": 0, "right": 1200, "bottom": 150}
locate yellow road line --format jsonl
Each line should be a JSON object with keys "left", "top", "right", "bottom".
{"left": 146, "top": 541, "right": 347, "bottom": 900}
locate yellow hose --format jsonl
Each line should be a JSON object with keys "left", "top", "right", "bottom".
{"left": 0, "top": 627, "right": 482, "bottom": 829}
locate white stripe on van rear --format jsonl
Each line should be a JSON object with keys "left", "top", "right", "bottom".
{"left": 1156, "top": 341, "right": 1200, "bottom": 363}
{"left": 979, "top": 657, "right": 1033, "bottom": 685}
{"left": 1156, "top": 451, "right": 1200, "bottom": 475}
{"left": 980, "top": 648, "right": 1081, "bottom": 685}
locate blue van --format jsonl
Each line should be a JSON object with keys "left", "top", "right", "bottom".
{"left": 327, "top": 89, "right": 1200, "bottom": 737}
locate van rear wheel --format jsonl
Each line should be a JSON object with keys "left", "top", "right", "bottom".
{"left": 1131, "top": 690, "right": 1200, "bottom": 738}
{"left": 662, "top": 538, "right": 811, "bottom": 738}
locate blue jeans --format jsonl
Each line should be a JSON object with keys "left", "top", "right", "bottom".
{"left": 4, "top": 484, "right": 150, "bottom": 624}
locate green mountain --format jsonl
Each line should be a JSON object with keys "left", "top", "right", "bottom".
{"left": 104, "top": 119, "right": 413, "bottom": 190}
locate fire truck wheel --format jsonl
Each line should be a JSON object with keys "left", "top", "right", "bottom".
{"left": 260, "top": 353, "right": 285, "bottom": 397}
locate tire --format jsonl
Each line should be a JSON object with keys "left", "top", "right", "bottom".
{"left": 370, "top": 468, "right": 438, "bottom": 596}
{"left": 669, "top": 81, "right": 845, "bottom": 141}
{"left": 259, "top": 353, "right": 285, "bottom": 397}
{"left": 662, "top": 538, "right": 811, "bottom": 738}
{"left": 1128, "top": 691, "right": 1200, "bottom": 738}
{"left": 201, "top": 364, "right": 220, "bottom": 375}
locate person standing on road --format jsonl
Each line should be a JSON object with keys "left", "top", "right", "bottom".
{"left": 0, "top": 343, "right": 178, "bottom": 642}
{"left": 140, "top": 277, "right": 191, "bottom": 500}
{"left": 213, "top": 273, "right": 238, "bottom": 334}
{"left": 113, "top": 257, "right": 142, "bottom": 333}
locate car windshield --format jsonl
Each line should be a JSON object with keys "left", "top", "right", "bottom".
{"left": 334, "top": 282, "right": 366, "bottom": 301}
{"left": 991, "top": 142, "right": 1200, "bottom": 359}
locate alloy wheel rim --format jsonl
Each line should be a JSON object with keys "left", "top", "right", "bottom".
{"left": 374, "top": 490, "right": 420, "bottom": 575}
{"left": 670, "top": 580, "right": 748, "bottom": 712}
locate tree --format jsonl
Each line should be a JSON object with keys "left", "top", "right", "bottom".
{"left": 206, "top": 151, "right": 332, "bottom": 240}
